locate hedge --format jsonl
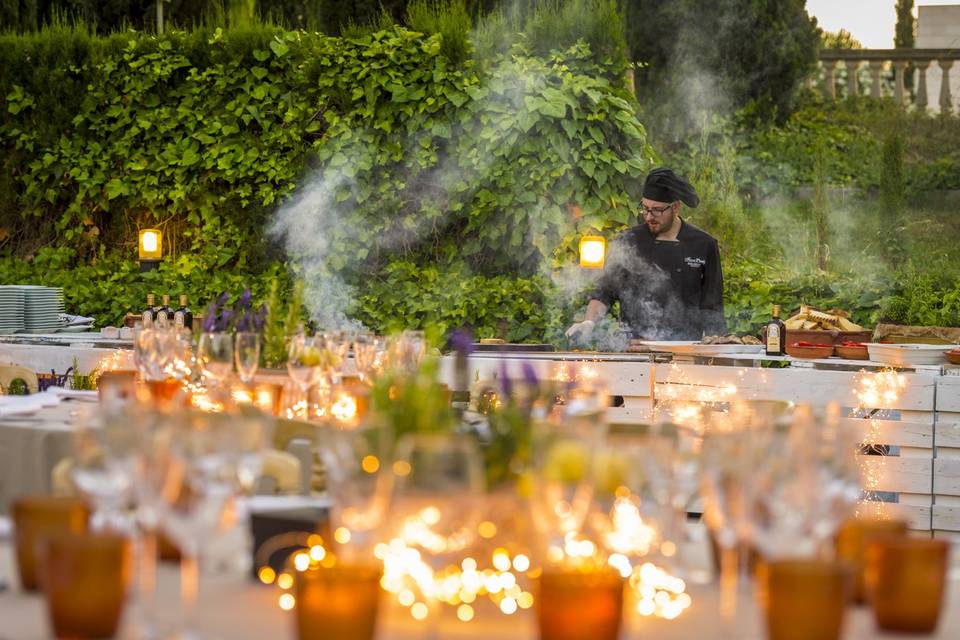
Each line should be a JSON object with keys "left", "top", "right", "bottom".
{"left": 0, "top": 23, "right": 655, "bottom": 337}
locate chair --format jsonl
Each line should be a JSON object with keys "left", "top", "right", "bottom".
{"left": 0, "top": 363, "right": 39, "bottom": 394}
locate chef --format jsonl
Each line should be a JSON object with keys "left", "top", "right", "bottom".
{"left": 566, "top": 168, "right": 726, "bottom": 342}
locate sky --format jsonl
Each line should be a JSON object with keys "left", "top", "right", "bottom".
{"left": 806, "top": 0, "right": 958, "bottom": 48}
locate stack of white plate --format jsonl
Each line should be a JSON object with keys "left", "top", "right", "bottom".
{"left": 21, "top": 285, "right": 66, "bottom": 333}
{"left": 0, "top": 286, "right": 26, "bottom": 334}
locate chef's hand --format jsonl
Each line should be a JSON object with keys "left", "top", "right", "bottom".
{"left": 565, "top": 320, "right": 595, "bottom": 343}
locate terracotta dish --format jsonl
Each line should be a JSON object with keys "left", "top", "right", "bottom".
{"left": 786, "top": 342, "right": 835, "bottom": 359}
{"left": 945, "top": 350, "right": 960, "bottom": 365}
{"left": 836, "top": 343, "right": 870, "bottom": 360}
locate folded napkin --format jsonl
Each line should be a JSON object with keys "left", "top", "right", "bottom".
{"left": 0, "top": 393, "right": 60, "bottom": 417}
{"left": 61, "top": 314, "right": 95, "bottom": 327}
{"left": 45, "top": 386, "right": 99, "bottom": 402}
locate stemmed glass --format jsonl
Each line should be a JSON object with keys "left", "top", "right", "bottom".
{"left": 197, "top": 332, "right": 234, "bottom": 388}
{"left": 389, "top": 432, "right": 485, "bottom": 625}
{"left": 319, "top": 421, "right": 396, "bottom": 562}
{"left": 287, "top": 335, "right": 320, "bottom": 418}
{"left": 155, "top": 410, "right": 255, "bottom": 639}
{"left": 700, "top": 402, "right": 774, "bottom": 624}
{"left": 234, "top": 332, "right": 261, "bottom": 386}
{"left": 353, "top": 333, "right": 387, "bottom": 382}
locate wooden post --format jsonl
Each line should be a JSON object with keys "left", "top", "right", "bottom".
{"left": 893, "top": 61, "right": 908, "bottom": 105}
{"left": 939, "top": 59, "right": 954, "bottom": 113}
{"left": 916, "top": 61, "right": 930, "bottom": 109}
{"left": 870, "top": 61, "right": 884, "bottom": 98}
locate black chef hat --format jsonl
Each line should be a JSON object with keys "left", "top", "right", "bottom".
{"left": 642, "top": 168, "right": 700, "bottom": 208}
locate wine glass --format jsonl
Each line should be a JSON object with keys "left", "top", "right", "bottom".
{"left": 389, "top": 432, "right": 485, "bottom": 623}
{"left": 234, "top": 332, "right": 261, "bottom": 386}
{"left": 70, "top": 405, "right": 141, "bottom": 533}
{"left": 155, "top": 410, "right": 242, "bottom": 639}
{"left": 287, "top": 335, "right": 320, "bottom": 417}
{"left": 700, "top": 402, "right": 774, "bottom": 623}
{"left": 353, "top": 333, "right": 387, "bottom": 382}
{"left": 198, "top": 331, "right": 234, "bottom": 390}
{"left": 319, "top": 421, "right": 396, "bottom": 563}
{"left": 134, "top": 327, "right": 162, "bottom": 381}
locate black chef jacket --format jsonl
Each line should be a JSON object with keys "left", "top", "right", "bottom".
{"left": 591, "top": 219, "right": 726, "bottom": 340}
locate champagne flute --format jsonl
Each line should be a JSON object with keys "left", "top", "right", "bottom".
{"left": 234, "top": 332, "right": 261, "bottom": 386}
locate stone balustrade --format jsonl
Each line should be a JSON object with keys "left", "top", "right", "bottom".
{"left": 819, "top": 49, "right": 960, "bottom": 110}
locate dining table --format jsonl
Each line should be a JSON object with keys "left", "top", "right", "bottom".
{"left": 0, "top": 531, "right": 957, "bottom": 639}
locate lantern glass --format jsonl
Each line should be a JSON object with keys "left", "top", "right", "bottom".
{"left": 138, "top": 229, "right": 162, "bottom": 261}
{"left": 579, "top": 236, "right": 605, "bottom": 268}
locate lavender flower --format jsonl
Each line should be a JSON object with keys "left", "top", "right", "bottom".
{"left": 447, "top": 328, "right": 474, "bottom": 356}
{"left": 202, "top": 301, "right": 218, "bottom": 332}
{"left": 521, "top": 362, "right": 539, "bottom": 389}
{"left": 499, "top": 359, "right": 513, "bottom": 400}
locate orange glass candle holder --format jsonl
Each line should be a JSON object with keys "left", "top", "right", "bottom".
{"left": 866, "top": 536, "right": 949, "bottom": 633}
{"left": 38, "top": 532, "right": 132, "bottom": 639}
{"left": 295, "top": 564, "right": 382, "bottom": 640}
{"left": 835, "top": 516, "right": 907, "bottom": 603}
{"left": 12, "top": 495, "right": 90, "bottom": 591}
{"left": 760, "top": 560, "right": 848, "bottom": 640}
{"left": 141, "top": 378, "right": 191, "bottom": 409}
{"left": 537, "top": 568, "right": 625, "bottom": 640}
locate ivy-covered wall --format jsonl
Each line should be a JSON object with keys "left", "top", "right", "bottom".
{"left": 0, "top": 24, "right": 654, "bottom": 337}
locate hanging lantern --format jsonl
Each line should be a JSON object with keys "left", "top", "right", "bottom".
{"left": 138, "top": 228, "right": 162, "bottom": 271}
{"left": 579, "top": 235, "right": 606, "bottom": 269}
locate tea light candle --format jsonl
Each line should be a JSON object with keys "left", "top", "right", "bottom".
{"left": 866, "top": 536, "right": 949, "bottom": 633}
{"left": 835, "top": 516, "right": 907, "bottom": 603}
{"left": 295, "top": 564, "right": 381, "bottom": 640}
{"left": 537, "top": 567, "right": 624, "bottom": 640}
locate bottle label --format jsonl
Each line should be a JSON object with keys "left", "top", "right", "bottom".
{"left": 143, "top": 310, "right": 154, "bottom": 325}
{"left": 766, "top": 325, "right": 780, "bottom": 352}
{"left": 174, "top": 311, "right": 184, "bottom": 327}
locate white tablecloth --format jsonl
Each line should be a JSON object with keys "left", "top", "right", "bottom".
{"left": 0, "top": 403, "right": 77, "bottom": 514}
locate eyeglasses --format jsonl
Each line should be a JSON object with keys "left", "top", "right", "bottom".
{"left": 641, "top": 202, "right": 676, "bottom": 218}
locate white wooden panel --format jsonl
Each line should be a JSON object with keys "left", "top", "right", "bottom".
{"left": 841, "top": 417, "right": 933, "bottom": 448}
{"left": 876, "top": 502, "right": 932, "bottom": 531}
{"left": 860, "top": 456, "right": 932, "bottom": 494}
{"left": 936, "top": 377, "right": 960, "bottom": 412}
{"left": 933, "top": 505, "right": 960, "bottom": 532}
{"left": 936, "top": 416, "right": 960, "bottom": 448}
{"left": 934, "top": 458, "right": 960, "bottom": 496}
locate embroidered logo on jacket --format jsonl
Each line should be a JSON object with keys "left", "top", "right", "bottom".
{"left": 684, "top": 256, "right": 706, "bottom": 268}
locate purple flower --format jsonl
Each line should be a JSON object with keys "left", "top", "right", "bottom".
{"left": 202, "top": 301, "right": 218, "bottom": 332}
{"left": 521, "top": 362, "right": 539, "bottom": 389}
{"left": 238, "top": 288, "right": 252, "bottom": 309}
{"left": 499, "top": 359, "right": 513, "bottom": 400}
{"left": 216, "top": 291, "right": 230, "bottom": 306}
{"left": 447, "top": 328, "right": 474, "bottom": 356}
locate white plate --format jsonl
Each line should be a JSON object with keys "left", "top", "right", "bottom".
{"left": 58, "top": 325, "right": 94, "bottom": 333}
{"left": 865, "top": 343, "right": 959, "bottom": 366}
{"left": 640, "top": 341, "right": 765, "bottom": 356}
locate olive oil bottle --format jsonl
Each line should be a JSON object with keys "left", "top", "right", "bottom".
{"left": 765, "top": 305, "right": 786, "bottom": 356}
{"left": 173, "top": 294, "right": 193, "bottom": 330}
